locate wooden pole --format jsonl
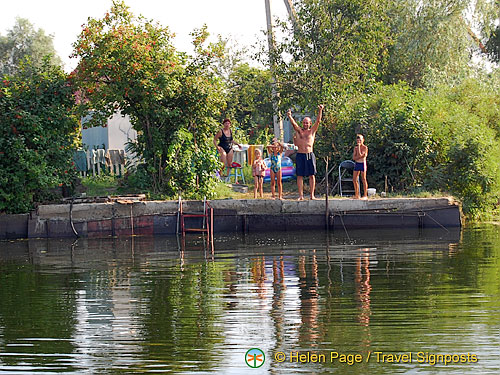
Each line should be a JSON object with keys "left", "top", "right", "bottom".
{"left": 264, "top": 0, "right": 283, "bottom": 140}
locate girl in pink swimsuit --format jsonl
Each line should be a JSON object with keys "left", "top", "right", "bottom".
{"left": 252, "top": 149, "right": 266, "bottom": 198}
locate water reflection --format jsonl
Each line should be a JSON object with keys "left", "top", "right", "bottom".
{"left": 298, "top": 250, "right": 320, "bottom": 347}
{"left": 0, "top": 226, "right": 499, "bottom": 373}
{"left": 355, "top": 248, "right": 372, "bottom": 356}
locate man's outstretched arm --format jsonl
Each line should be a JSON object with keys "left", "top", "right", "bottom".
{"left": 287, "top": 109, "right": 302, "bottom": 134}
{"left": 312, "top": 105, "right": 324, "bottom": 133}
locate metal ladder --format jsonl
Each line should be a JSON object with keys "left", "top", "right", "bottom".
{"left": 177, "top": 196, "right": 214, "bottom": 241}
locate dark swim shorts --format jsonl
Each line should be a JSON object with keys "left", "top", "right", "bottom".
{"left": 354, "top": 162, "right": 366, "bottom": 172}
{"left": 296, "top": 152, "right": 316, "bottom": 176}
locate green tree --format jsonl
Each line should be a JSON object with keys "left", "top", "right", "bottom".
{"left": 384, "top": 0, "right": 500, "bottom": 87}
{"left": 274, "top": 0, "right": 391, "bottom": 111}
{"left": 224, "top": 63, "right": 274, "bottom": 144}
{"left": 0, "top": 59, "right": 79, "bottom": 213}
{"left": 418, "top": 78, "right": 500, "bottom": 217}
{"left": 70, "top": 1, "right": 225, "bottom": 197}
{"left": 271, "top": 0, "right": 392, "bottom": 176}
{"left": 0, "top": 17, "right": 62, "bottom": 75}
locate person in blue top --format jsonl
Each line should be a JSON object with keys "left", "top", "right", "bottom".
{"left": 267, "top": 138, "right": 284, "bottom": 200}
{"left": 214, "top": 119, "right": 242, "bottom": 176}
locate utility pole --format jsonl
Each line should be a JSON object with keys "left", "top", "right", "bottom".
{"left": 264, "top": 0, "right": 283, "bottom": 141}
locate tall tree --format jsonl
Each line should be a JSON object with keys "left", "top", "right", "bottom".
{"left": 384, "top": 0, "right": 500, "bottom": 87}
{"left": 273, "top": 0, "right": 391, "bottom": 111}
{"left": 70, "top": 1, "right": 225, "bottom": 197}
{"left": 271, "top": 0, "right": 392, "bottom": 165}
{"left": 224, "top": 63, "right": 274, "bottom": 144}
{"left": 0, "top": 18, "right": 62, "bottom": 76}
{"left": 485, "top": 0, "right": 500, "bottom": 63}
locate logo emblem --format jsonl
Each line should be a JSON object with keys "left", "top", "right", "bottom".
{"left": 245, "top": 348, "right": 265, "bottom": 368}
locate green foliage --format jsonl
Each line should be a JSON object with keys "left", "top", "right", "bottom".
{"left": 419, "top": 78, "right": 500, "bottom": 218}
{"left": 331, "top": 80, "right": 500, "bottom": 217}
{"left": 212, "top": 181, "right": 238, "bottom": 199}
{"left": 0, "top": 59, "right": 79, "bottom": 213}
{"left": 81, "top": 175, "right": 119, "bottom": 196}
{"left": 383, "top": 0, "right": 472, "bottom": 87}
{"left": 121, "top": 163, "right": 153, "bottom": 194}
{"left": 0, "top": 18, "right": 62, "bottom": 75}
{"left": 224, "top": 63, "right": 274, "bottom": 143}
{"left": 333, "top": 83, "right": 434, "bottom": 192}
{"left": 446, "top": 136, "right": 500, "bottom": 218}
{"left": 274, "top": 0, "right": 391, "bottom": 111}
{"left": 71, "top": 1, "right": 225, "bottom": 199}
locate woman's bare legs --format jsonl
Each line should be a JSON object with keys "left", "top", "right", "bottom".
{"left": 219, "top": 149, "right": 234, "bottom": 176}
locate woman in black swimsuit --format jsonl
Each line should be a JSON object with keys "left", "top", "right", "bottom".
{"left": 213, "top": 119, "right": 242, "bottom": 176}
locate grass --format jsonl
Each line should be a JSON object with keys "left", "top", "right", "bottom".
{"left": 379, "top": 191, "right": 449, "bottom": 199}
{"left": 213, "top": 181, "right": 240, "bottom": 199}
{"left": 80, "top": 175, "right": 131, "bottom": 197}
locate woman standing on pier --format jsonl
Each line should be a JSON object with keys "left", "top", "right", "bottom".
{"left": 214, "top": 119, "right": 242, "bottom": 176}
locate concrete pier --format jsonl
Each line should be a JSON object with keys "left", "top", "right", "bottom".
{"left": 0, "top": 197, "right": 461, "bottom": 239}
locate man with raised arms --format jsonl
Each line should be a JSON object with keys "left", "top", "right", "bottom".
{"left": 287, "top": 105, "right": 324, "bottom": 200}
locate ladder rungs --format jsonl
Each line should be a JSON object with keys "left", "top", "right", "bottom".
{"left": 178, "top": 197, "right": 213, "bottom": 239}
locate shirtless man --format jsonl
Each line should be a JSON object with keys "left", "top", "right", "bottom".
{"left": 287, "top": 105, "right": 324, "bottom": 200}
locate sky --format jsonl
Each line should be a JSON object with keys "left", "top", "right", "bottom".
{"left": 1, "top": 0, "right": 289, "bottom": 72}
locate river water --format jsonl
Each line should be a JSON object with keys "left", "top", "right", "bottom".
{"left": 0, "top": 225, "right": 499, "bottom": 374}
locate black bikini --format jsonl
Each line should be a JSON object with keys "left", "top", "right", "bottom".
{"left": 218, "top": 129, "right": 233, "bottom": 153}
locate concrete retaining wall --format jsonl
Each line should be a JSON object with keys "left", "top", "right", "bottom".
{"left": 0, "top": 197, "right": 461, "bottom": 240}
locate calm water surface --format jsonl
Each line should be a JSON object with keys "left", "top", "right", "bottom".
{"left": 1, "top": 225, "right": 499, "bottom": 374}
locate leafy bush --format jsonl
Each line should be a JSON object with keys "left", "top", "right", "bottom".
{"left": 71, "top": 2, "right": 224, "bottom": 199}
{"left": 0, "top": 60, "right": 79, "bottom": 213}
{"left": 446, "top": 136, "right": 500, "bottom": 218}
{"left": 420, "top": 79, "right": 500, "bottom": 217}
{"left": 329, "top": 81, "right": 500, "bottom": 217}
{"left": 331, "top": 83, "right": 434, "bottom": 192}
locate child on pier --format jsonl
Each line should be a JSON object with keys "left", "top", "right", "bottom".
{"left": 353, "top": 134, "right": 368, "bottom": 199}
{"left": 252, "top": 148, "right": 266, "bottom": 198}
{"left": 267, "top": 138, "right": 284, "bottom": 200}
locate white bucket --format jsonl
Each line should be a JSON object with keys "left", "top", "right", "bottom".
{"left": 367, "top": 188, "right": 376, "bottom": 196}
